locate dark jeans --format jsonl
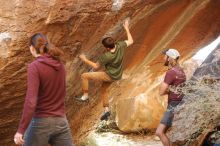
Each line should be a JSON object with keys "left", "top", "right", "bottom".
{"left": 24, "top": 117, "right": 74, "bottom": 146}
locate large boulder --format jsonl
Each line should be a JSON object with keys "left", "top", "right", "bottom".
{"left": 114, "top": 82, "right": 165, "bottom": 132}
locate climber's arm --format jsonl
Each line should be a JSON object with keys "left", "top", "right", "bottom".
{"left": 79, "top": 54, "right": 100, "bottom": 69}
{"left": 123, "top": 19, "right": 134, "bottom": 47}
{"left": 160, "top": 70, "right": 175, "bottom": 96}
{"left": 159, "top": 82, "right": 169, "bottom": 96}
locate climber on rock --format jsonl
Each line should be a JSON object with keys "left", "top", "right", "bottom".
{"left": 155, "top": 49, "right": 186, "bottom": 146}
{"left": 76, "top": 18, "right": 134, "bottom": 121}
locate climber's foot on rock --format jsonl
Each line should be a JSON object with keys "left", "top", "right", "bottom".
{"left": 74, "top": 95, "right": 89, "bottom": 102}
{"left": 100, "top": 111, "right": 110, "bottom": 121}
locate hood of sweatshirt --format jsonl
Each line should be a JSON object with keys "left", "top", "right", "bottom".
{"left": 37, "top": 54, "right": 62, "bottom": 71}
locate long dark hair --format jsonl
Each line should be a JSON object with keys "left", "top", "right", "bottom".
{"left": 29, "top": 33, "right": 64, "bottom": 61}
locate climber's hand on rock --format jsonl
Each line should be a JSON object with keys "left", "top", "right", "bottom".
{"left": 123, "top": 18, "right": 130, "bottom": 29}
{"left": 79, "top": 54, "right": 87, "bottom": 61}
{"left": 14, "top": 132, "right": 24, "bottom": 145}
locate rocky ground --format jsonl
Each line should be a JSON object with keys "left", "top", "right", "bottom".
{"left": 83, "top": 132, "right": 162, "bottom": 146}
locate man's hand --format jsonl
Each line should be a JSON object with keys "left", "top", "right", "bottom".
{"left": 123, "top": 18, "right": 130, "bottom": 30}
{"left": 79, "top": 54, "right": 100, "bottom": 69}
{"left": 79, "top": 54, "right": 87, "bottom": 61}
{"left": 14, "top": 132, "right": 24, "bottom": 145}
{"left": 123, "top": 18, "right": 133, "bottom": 47}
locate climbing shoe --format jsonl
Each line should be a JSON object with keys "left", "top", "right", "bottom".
{"left": 75, "top": 95, "right": 89, "bottom": 102}
{"left": 100, "top": 111, "right": 110, "bottom": 121}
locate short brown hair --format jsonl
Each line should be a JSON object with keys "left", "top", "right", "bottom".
{"left": 102, "top": 37, "right": 115, "bottom": 49}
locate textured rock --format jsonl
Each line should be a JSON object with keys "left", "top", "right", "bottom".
{"left": 182, "top": 58, "right": 201, "bottom": 80}
{"left": 1, "top": 0, "right": 220, "bottom": 146}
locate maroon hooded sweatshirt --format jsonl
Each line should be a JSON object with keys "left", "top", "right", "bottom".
{"left": 17, "top": 54, "right": 66, "bottom": 135}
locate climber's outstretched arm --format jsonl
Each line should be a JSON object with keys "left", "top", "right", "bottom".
{"left": 123, "top": 19, "right": 134, "bottom": 47}
{"left": 79, "top": 54, "right": 100, "bottom": 69}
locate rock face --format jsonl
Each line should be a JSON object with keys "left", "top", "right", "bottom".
{"left": 1, "top": 0, "right": 220, "bottom": 146}
{"left": 107, "top": 0, "right": 220, "bottom": 134}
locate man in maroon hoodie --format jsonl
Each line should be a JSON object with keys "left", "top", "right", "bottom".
{"left": 14, "top": 33, "right": 74, "bottom": 146}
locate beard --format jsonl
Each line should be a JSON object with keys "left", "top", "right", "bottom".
{"left": 164, "top": 58, "right": 169, "bottom": 66}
